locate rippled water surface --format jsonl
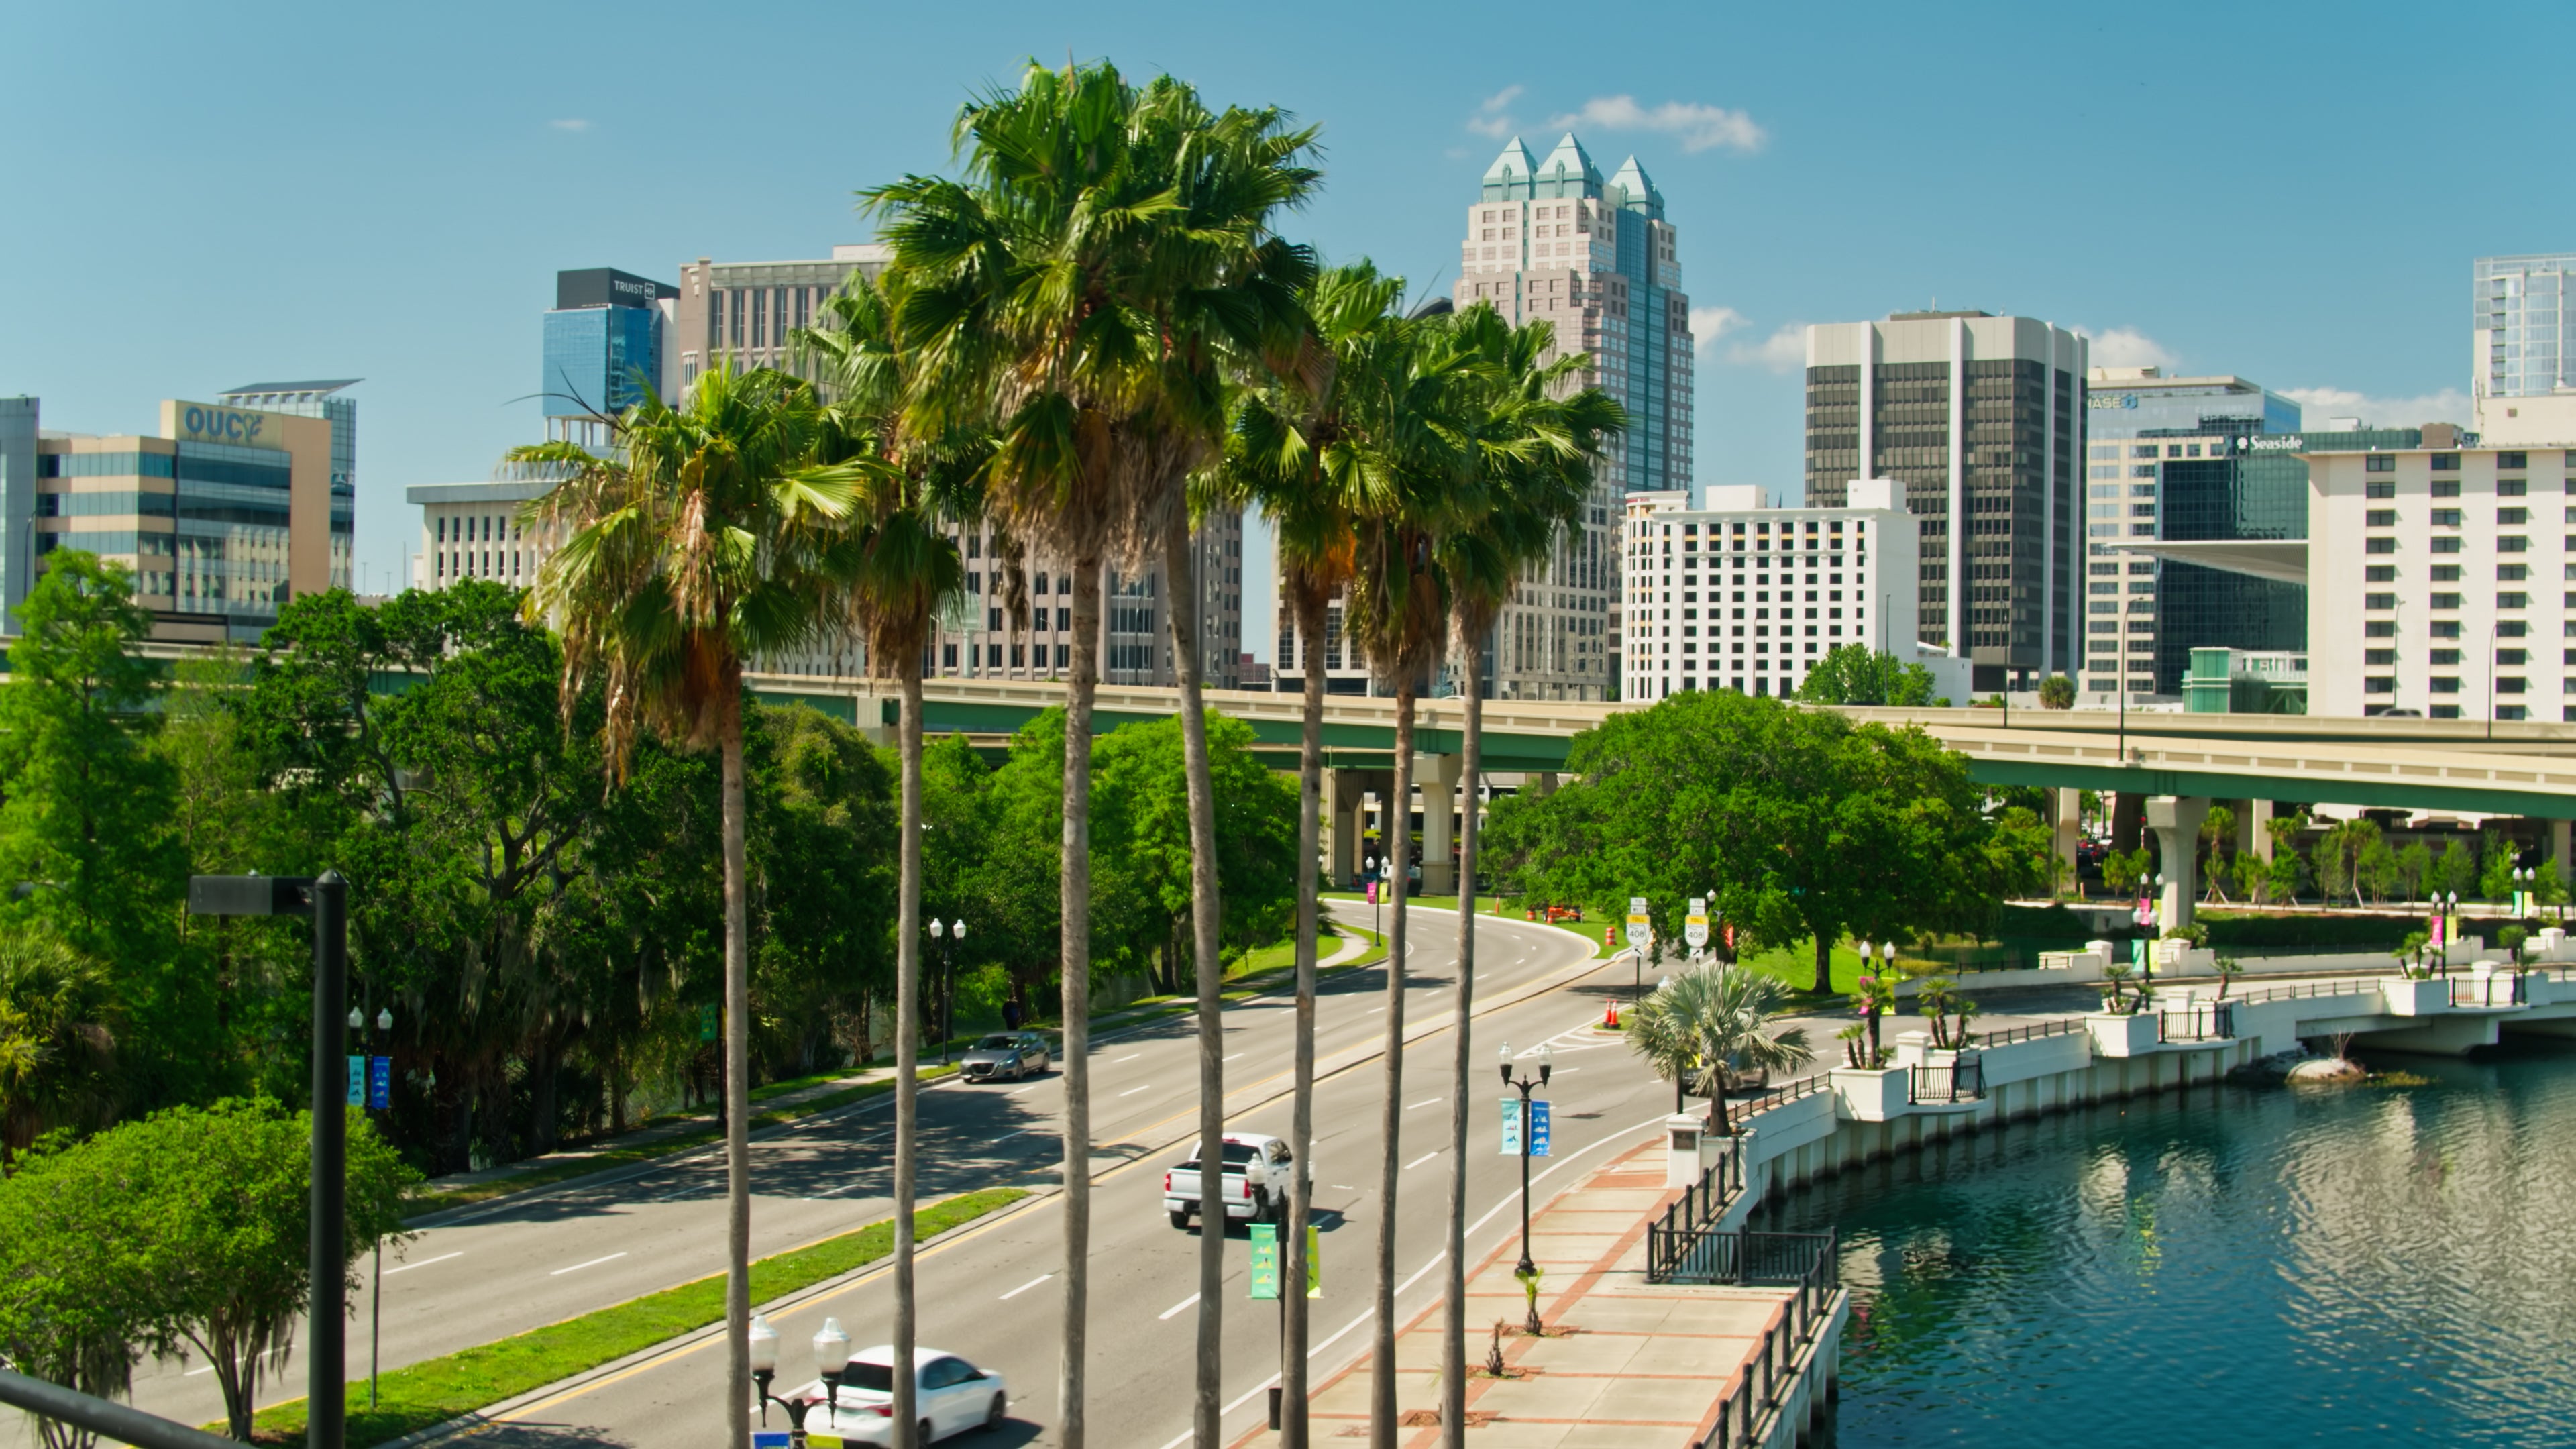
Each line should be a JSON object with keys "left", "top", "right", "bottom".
{"left": 1780, "top": 1044, "right": 2576, "bottom": 1446}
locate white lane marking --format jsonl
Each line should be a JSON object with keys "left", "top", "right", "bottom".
{"left": 1405, "top": 1098, "right": 1440, "bottom": 1110}
{"left": 999, "top": 1274, "right": 1053, "bottom": 1301}
{"left": 1403, "top": 1150, "right": 1438, "bottom": 1170}
{"left": 1157, "top": 1108, "right": 1674, "bottom": 1449}
{"left": 1332, "top": 1184, "right": 1355, "bottom": 1190}
{"left": 1119, "top": 1084, "right": 1154, "bottom": 1097}
{"left": 1008, "top": 1083, "right": 1041, "bottom": 1095}
{"left": 1158, "top": 1292, "right": 1201, "bottom": 1321}
{"left": 1368, "top": 1007, "right": 1386, "bottom": 1015}
{"left": 550, "top": 1252, "right": 629, "bottom": 1277}
{"left": 1110, "top": 1054, "right": 1142, "bottom": 1065}
{"left": 384, "top": 1250, "right": 463, "bottom": 1275}
{"left": 1224, "top": 1053, "right": 1246, "bottom": 1062}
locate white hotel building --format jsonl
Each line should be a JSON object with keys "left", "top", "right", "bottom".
{"left": 1621, "top": 479, "right": 1962, "bottom": 701}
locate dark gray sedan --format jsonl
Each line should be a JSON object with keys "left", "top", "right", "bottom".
{"left": 958, "top": 1032, "right": 1051, "bottom": 1083}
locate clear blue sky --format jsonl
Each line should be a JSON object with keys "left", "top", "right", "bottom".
{"left": 7, "top": 0, "right": 2569, "bottom": 610}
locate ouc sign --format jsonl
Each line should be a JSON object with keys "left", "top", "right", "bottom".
{"left": 175, "top": 402, "right": 284, "bottom": 450}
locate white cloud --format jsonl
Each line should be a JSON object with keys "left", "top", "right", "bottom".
{"left": 1726, "top": 323, "right": 1806, "bottom": 372}
{"left": 549, "top": 118, "right": 592, "bottom": 133}
{"left": 2072, "top": 325, "right": 2178, "bottom": 372}
{"left": 1548, "top": 95, "right": 1765, "bottom": 154}
{"left": 1466, "top": 85, "right": 1522, "bottom": 139}
{"left": 2280, "top": 385, "right": 2471, "bottom": 429}
{"left": 1689, "top": 306, "right": 1749, "bottom": 352}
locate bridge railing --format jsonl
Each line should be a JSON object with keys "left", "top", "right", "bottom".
{"left": 1699, "top": 1230, "right": 1841, "bottom": 1449}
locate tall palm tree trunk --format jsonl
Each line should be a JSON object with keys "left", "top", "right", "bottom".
{"left": 1281, "top": 591, "right": 1328, "bottom": 1449}
{"left": 1441, "top": 648, "right": 1484, "bottom": 1447}
{"left": 1167, "top": 519, "right": 1230, "bottom": 1448}
{"left": 1368, "top": 688, "right": 1415, "bottom": 1448}
{"left": 718, "top": 678, "right": 753, "bottom": 1449}
{"left": 892, "top": 667, "right": 925, "bottom": 1446}
{"left": 1057, "top": 553, "right": 1103, "bottom": 1449}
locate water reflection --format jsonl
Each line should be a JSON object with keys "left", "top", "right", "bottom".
{"left": 1781, "top": 1044, "right": 2576, "bottom": 1446}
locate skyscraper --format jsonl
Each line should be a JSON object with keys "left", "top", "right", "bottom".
{"left": 218, "top": 380, "right": 357, "bottom": 593}
{"left": 2474, "top": 253, "right": 2576, "bottom": 402}
{"left": 541, "top": 268, "right": 676, "bottom": 444}
{"left": 1442, "top": 131, "right": 1688, "bottom": 700}
{"left": 1804, "top": 313, "right": 2086, "bottom": 690}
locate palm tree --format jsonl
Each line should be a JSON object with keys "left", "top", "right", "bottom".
{"left": 508, "top": 362, "right": 869, "bottom": 1449}
{"left": 869, "top": 60, "right": 1316, "bottom": 1448}
{"left": 794, "top": 278, "right": 977, "bottom": 1446}
{"left": 1628, "top": 966, "right": 1817, "bottom": 1136}
{"left": 1219, "top": 261, "right": 1409, "bottom": 1447}
{"left": 0, "top": 923, "right": 115, "bottom": 1174}
{"left": 1336, "top": 307, "right": 1487, "bottom": 1449}
{"left": 1430, "top": 303, "right": 1621, "bottom": 1442}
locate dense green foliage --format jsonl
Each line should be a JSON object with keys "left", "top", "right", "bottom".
{"left": 1794, "top": 643, "right": 1945, "bottom": 708}
{"left": 1484, "top": 690, "right": 2045, "bottom": 993}
{"left": 0, "top": 1099, "right": 415, "bottom": 1440}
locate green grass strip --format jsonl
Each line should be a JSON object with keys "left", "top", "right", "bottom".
{"left": 405, "top": 1066, "right": 961, "bottom": 1218}
{"left": 245, "top": 1187, "right": 1028, "bottom": 1448}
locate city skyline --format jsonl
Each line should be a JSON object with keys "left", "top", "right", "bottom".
{"left": 5, "top": 0, "right": 2569, "bottom": 619}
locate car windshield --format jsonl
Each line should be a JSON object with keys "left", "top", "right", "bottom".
{"left": 841, "top": 1362, "right": 894, "bottom": 1393}
{"left": 974, "top": 1036, "right": 1018, "bottom": 1051}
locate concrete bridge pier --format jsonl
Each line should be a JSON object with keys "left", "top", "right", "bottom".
{"left": 1419, "top": 753, "right": 1462, "bottom": 895}
{"left": 1326, "top": 768, "right": 1368, "bottom": 889}
{"left": 2147, "top": 796, "right": 2209, "bottom": 932}
{"left": 2053, "top": 787, "right": 2082, "bottom": 890}
{"left": 2556, "top": 818, "right": 2572, "bottom": 885}
{"left": 2244, "top": 798, "right": 2275, "bottom": 861}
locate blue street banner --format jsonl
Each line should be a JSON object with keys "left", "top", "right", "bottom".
{"left": 1249, "top": 1222, "right": 1279, "bottom": 1300}
{"left": 368, "top": 1055, "right": 392, "bottom": 1111}
{"left": 1499, "top": 1097, "right": 1522, "bottom": 1155}
{"left": 752, "top": 1433, "right": 792, "bottom": 1449}
{"left": 1530, "top": 1100, "right": 1552, "bottom": 1157}
{"left": 345, "top": 1055, "right": 364, "bottom": 1108}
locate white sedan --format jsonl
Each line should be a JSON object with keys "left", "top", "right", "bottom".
{"left": 773, "top": 1345, "right": 1008, "bottom": 1445}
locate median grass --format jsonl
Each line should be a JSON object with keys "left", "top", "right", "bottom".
{"left": 245, "top": 1187, "right": 1028, "bottom": 1448}
{"left": 405, "top": 1065, "right": 961, "bottom": 1218}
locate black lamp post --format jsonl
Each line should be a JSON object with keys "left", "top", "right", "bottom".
{"left": 749, "top": 1313, "right": 854, "bottom": 1446}
{"left": 185, "top": 871, "right": 347, "bottom": 1449}
{"left": 928, "top": 918, "right": 965, "bottom": 1065}
{"left": 1497, "top": 1039, "right": 1554, "bottom": 1319}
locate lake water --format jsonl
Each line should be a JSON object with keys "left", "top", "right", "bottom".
{"left": 1778, "top": 1043, "right": 2576, "bottom": 1446}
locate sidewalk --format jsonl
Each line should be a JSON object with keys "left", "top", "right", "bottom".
{"left": 1235, "top": 1140, "right": 1836, "bottom": 1448}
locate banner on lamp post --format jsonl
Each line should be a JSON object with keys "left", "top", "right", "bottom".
{"left": 1499, "top": 1097, "right": 1523, "bottom": 1155}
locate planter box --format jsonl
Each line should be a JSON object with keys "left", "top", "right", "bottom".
{"left": 2381, "top": 976, "right": 2453, "bottom": 1016}
{"left": 1831, "top": 1065, "right": 1909, "bottom": 1122}
{"left": 2087, "top": 1010, "right": 2160, "bottom": 1057}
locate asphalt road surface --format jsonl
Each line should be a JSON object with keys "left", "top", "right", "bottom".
{"left": 439, "top": 906, "right": 1676, "bottom": 1449}
{"left": 15, "top": 903, "right": 1631, "bottom": 1449}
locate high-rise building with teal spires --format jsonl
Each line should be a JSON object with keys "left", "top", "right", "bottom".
{"left": 1445, "top": 132, "right": 1691, "bottom": 701}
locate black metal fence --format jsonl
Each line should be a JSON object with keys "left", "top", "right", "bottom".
{"left": 1976, "top": 1018, "right": 2086, "bottom": 1048}
{"left": 1698, "top": 1230, "right": 1842, "bottom": 1449}
{"left": 2451, "top": 974, "right": 2528, "bottom": 1008}
{"left": 2157, "top": 1004, "right": 2237, "bottom": 1042}
{"left": 1907, "top": 1058, "right": 1984, "bottom": 1105}
{"left": 1645, "top": 1146, "right": 1746, "bottom": 1286}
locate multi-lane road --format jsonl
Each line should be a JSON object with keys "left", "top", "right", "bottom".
{"left": 21, "top": 903, "right": 1676, "bottom": 1449}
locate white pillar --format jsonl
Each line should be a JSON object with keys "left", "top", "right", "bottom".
{"left": 1418, "top": 753, "right": 1462, "bottom": 896}
{"left": 2053, "top": 787, "right": 2082, "bottom": 894}
{"left": 2555, "top": 818, "right": 2572, "bottom": 885}
{"left": 2147, "top": 796, "right": 2210, "bottom": 932}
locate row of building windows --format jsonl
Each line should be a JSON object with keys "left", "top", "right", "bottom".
{"left": 37, "top": 452, "right": 177, "bottom": 479}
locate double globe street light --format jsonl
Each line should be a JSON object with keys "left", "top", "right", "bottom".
{"left": 1497, "top": 1040, "right": 1555, "bottom": 1328}
{"left": 928, "top": 918, "right": 966, "bottom": 1065}
{"left": 749, "top": 1312, "right": 855, "bottom": 1446}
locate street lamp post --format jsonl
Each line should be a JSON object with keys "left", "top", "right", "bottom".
{"left": 749, "top": 1313, "right": 856, "bottom": 1447}
{"left": 184, "top": 871, "right": 348, "bottom": 1449}
{"left": 1497, "top": 1039, "right": 1554, "bottom": 1332}
{"left": 347, "top": 1005, "right": 395, "bottom": 1411}
{"left": 927, "top": 918, "right": 965, "bottom": 1065}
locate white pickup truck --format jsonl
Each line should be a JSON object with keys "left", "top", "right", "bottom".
{"left": 1163, "top": 1133, "right": 1302, "bottom": 1230}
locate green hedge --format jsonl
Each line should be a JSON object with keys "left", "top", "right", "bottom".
{"left": 2197, "top": 911, "right": 2425, "bottom": 949}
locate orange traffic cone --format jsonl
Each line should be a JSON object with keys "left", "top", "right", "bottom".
{"left": 1605, "top": 1002, "right": 1621, "bottom": 1029}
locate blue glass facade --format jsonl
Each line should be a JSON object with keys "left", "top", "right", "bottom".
{"left": 543, "top": 303, "right": 662, "bottom": 419}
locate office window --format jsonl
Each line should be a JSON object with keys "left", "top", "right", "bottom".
{"left": 2500, "top": 619, "right": 2530, "bottom": 637}
{"left": 2365, "top": 676, "right": 2396, "bottom": 694}
{"left": 2432, "top": 453, "right": 2461, "bottom": 471}
{"left": 2433, "top": 479, "right": 2462, "bottom": 498}
{"left": 2501, "top": 564, "right": 2530, "bottom": 581}
{"left": 2500, "top": 452, "right": 2529, "bottom": 470}
{"left": 2432, "top": 509, "right": 2463, "bottom": 527}
{"left": 2433, "top": 649, "right": 2461, "bottom": 665}
{"left": 2365, "top": 592, "right": 2396, "bottom": 610}
{"left": 2367, "top": 565, "right": 2397, "bottom": 582}
{"left": 2431, "top": 537, "right": 2460, "bottom": 553}
{"left": 2367, "top": 455, "right": 2396, "bottom": 472}
{"left": 2370, "top": 537, "right": 2399, "bottom": 554}
{"left": 2500, "top": 649, "right": 2530, "bottom": 667}
{"left": 2367, "top": 480, "right": 2396, "bottom": 499}
{"left": 2367, "top": 509, "right": 2398, "bottom": 527}
{"left": 2433, "top": 564, "right": 2463, "bottom": 581}
{"left": 2500, "top": 478, "right": 2528, "bottom": 498}
{"left": 2431, "top": 592, "right": 2462, "bottom": 609}
{"left": 2500, "top": 677, "right": 2528, "bottom": 694}
{"left": 2432, "top": 621, "right": 2462, "bottom": 639}
{"left": 2502, "top": 535, "right": 2530, "bottom": 553}
{"left": 2501, "top": 508, "right": 2530, "bottom": 525}
{"left": 2365, "top": 620, "right": 2397, "bottom": 637}
{"left": 2430, "top": 677, "right": 2462, "bottom": 694}
{"left": 2433, "top": 704, "right": 2463, "bottom": 719}
{"left": 2502, "top": 592, "right": 2532, "bottom": 609}
{"left": 2365, "top": 649, "right": 2397, "bottom": 666}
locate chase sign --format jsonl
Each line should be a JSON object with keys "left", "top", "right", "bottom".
{"left": 174, "top": 402, "right": 286, "bottom": 450}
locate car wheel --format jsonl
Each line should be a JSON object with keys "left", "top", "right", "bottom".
{"left": 921, "top": 1419, "right": 936, "bottom": 1446}
{"left": 985, "top": 1392, "right": 1007, "bottom": 1430}
{"left": 1171, "top": 1209, "right": 1191, "bottom": 1230}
